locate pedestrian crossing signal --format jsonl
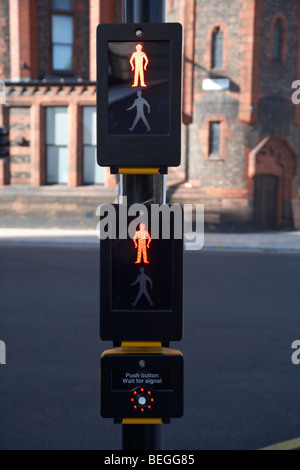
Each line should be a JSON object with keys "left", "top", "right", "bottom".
{"left": 97, "top": 22, "right": 182, "bottom": 169}
{"left": 99, "top": 204, "right": 184, "bottom": 343}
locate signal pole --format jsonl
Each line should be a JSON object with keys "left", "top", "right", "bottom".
{"left": 97, "top": 0, "right": 183, "bottom": 451}
{"left": 121, "top": 0, "right": 165, "bottom": 450}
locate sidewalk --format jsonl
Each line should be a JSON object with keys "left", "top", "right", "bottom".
{"left": 1, "top": 227, "right": 300, "bottom": 252}
{"left": 202, "top": 231, "right": 300, "bottom": 252}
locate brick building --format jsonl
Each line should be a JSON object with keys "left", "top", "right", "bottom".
{"left": 0, "top": 0, "right": 299, "bottom": 231}
{"left": 0, "top": 0, "right": 120, "bottom": 191}
{"left": 168, "top": 0, "right": 300, "bottom": 231}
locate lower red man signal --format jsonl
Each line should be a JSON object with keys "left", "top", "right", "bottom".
{"left": 99, "top": 204, "right": 183, "bottom": 342}
{"left": 131, "top": 224, "right": 153, "bottom": 307}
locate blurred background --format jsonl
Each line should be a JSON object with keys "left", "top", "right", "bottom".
{"left": 0, "top": 0, "right": 299, "bottom": 232}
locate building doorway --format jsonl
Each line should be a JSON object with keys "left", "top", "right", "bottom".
{"left": 249, "top": 137, "right": 297, "bottom": 230}
{"left": 253, "top": 174, "right": 278, "bottom": 230}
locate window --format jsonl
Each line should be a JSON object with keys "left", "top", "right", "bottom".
{"left": 46, "top": 107, "right": 68, "bottom": 184}
{"left": 211, "top": 27, "right": 223, "bottom": 69}
{"left": 83, "top": 107, "right": 105, "bottom": 185}
{"left": 53, "top": 0, "right": 72, "bottom": 11}
{"left": 273, "top": 18, "right": 282, "bottom": 62}
{"left": 209, "top": 121, "right": 221, "bottom": 156}
{"left": 52, "top": 1, "right": 73, "bottom": 72}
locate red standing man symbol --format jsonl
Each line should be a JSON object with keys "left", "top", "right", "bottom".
{"left": 133, "top": 223, "right": 151, "bottom": 264}
{"left": 130, "top": 44, "right": 149, "bottom": 88}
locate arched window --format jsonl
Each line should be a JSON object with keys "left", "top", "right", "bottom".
{"left": 211, "top": 27, "right": 223, "bottom": 69}
{"left": 273, "top": 18, "right": 282, "bottom": 62}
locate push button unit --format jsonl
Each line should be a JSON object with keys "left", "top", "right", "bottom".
{"left": 100, "top": 349, "right": 183, "bottom": 420}
{"left": 131, "top": 388, "right": 154, "bottom": 412}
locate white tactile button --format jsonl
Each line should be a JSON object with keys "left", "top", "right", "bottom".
{"left": 137, "top": 396, "right": 147, "bottom": 406}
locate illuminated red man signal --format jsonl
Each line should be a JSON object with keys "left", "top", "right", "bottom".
{"left": 130, "top": 44, "right": 149, "bottom": 88}
{"left": 133, "top": 223, "right": 151, "bottom": 264}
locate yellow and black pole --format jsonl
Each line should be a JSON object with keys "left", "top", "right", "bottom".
{"left": 121, "top": 0, "right": 165, "bottom": 450}
{"left": 97, "top": 0, "right": 183, "bottom": 452}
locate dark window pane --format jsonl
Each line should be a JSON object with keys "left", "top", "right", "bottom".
{"left": 211, "top": 28, "right": 223, "bottom": 69}
{"left": 273, "top": 19, "right": 282, "bottom": 62}
{"left": 53, "top": 0, "right": 72, "bottom": 11}
{"left": 209, "top": 121, "right": 221, "bottom": 155}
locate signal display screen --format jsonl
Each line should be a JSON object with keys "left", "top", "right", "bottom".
{"left": 110, "top": 216, "right": 173, "bottom": 312}
{"left": 108, "top": 41, "right": 171, "bottom": 135}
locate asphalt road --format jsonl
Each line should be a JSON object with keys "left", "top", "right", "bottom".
{"left": 0, "top": 244, "right": 299, "bottom": 450}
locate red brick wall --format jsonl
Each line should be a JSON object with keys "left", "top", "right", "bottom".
{"left": 36, "top": 0, "right": 51, "bottom": 79}
{"left": 238, "top": 0, "right": 263, "bottom": 124}
{"left": 18, "top": 0, "right": 33, "bottom": 80}
{"left": 182, "top": 0, "right": 196, "bottom": 125}
{"left": 9, "top": 107, "right": 31, "bottom": 185}
{"left": 9, "top": 0, "right": 20, "bottom": 80}
{"left": 9, "top": 0, "right": 38, "bottom": 80}
{"left": 0, "top": 0, "right": 10, "bottom": 79}
{"left": 73, "top": 0, "right": 90, "bottom": 79}
{"left": 89, "top": 0, "right": 115, "bottom": 82}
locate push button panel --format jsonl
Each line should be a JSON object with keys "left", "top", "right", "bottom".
{"left": 100, "top": 349, "right": 183, "bottom": 420}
